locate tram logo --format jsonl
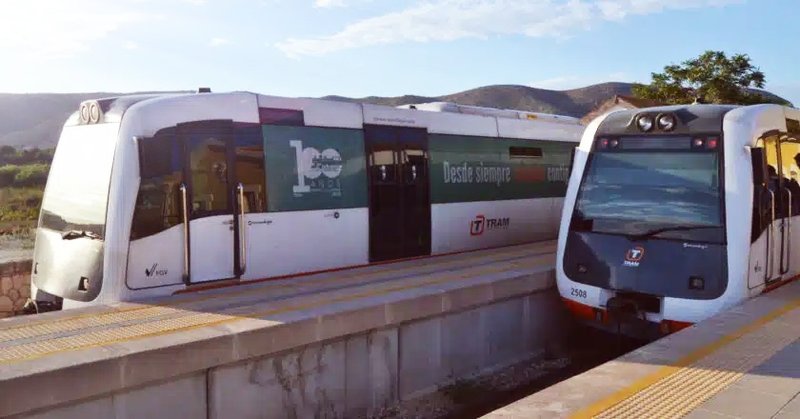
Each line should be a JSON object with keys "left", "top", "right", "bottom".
{"left": 145, "top": 263, "right": 168, "bottom": 278}
{"left": 290, "top": 140, "right": 344, "bottom": 196}
{"left": 470, "top": 215, "right": 510, "bottom": 236}
{"left": 470, "top": 215, "right": 486, "bottom": 235}
{"left": 623, "top": 247, "right": 645, "bottom": 267}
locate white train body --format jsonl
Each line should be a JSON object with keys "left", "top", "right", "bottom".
{"left": 30, "top": 91, "right": 583, "bottom": 310}
{"left": 557, "top": 103, "right": 800, "bottom": 335}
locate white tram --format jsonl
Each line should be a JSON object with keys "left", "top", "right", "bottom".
{"left": 557, "top": 103, "right": 800, "bottom": 336}
{"left": 28, "top": 90, "right": 582, "bottom": 312}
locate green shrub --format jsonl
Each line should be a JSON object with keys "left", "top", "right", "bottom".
{"left": 0, "top": 187, "right": 43, "bottom": 223}
{"left": 0, "top": 147, "right": 55, "bottom": 166}
{"left": 0, "top": 165, "right": 19, "bottom": 187}
{"left": 0, "top": 163, "right": 50, "bottom": 188}
{"left": 13, "top": 164, "right": 49, "bottom": 187}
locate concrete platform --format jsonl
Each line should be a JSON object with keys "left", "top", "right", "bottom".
{"left": 0, "top": 241, "right": 561, "bottom": 418}
{"left": 484, "top": 278, "right": 800, "bottom": 419}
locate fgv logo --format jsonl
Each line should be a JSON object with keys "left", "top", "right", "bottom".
{"left": 623, "top": 247, "right": 645, "bottom": 267}
{"left": 145, "top": 263, "right": 168, "bottom": 278}
{"left": 470, "top": 215, "right": 510, "bottom": 236}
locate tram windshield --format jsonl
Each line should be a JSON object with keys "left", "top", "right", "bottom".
{"left": 572, "top": 151, "right": 724, "bottom": 243}
{"left": 39, "top": 124, "right": 119, "bottom": 238}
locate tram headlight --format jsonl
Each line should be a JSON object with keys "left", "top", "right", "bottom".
{"left": 89, "top": 102, "right": 101, "bottom": 123}
{"left": 636, "top": 115, "right": 654, "bottom": 132}
{"left": 656, "top": 113, "right": 676, "bottom": 131}
{"left": 80, "top": 103, "right": 90, "bottom": 124}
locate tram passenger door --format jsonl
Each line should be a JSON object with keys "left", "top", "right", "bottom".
{"left": 179, "top": 121, "right": 239, "bottom": 283}
{"left": 761, "top": 136, "right": 790, "bottom": 283}
{"left": 779, "top": 139, "right": 800, "bottom": 278}
{"left": 365, "top": 125, "right": 431, "bottom": 262}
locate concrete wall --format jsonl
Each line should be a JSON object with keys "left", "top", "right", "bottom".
{"left": 208, "top": 292, "right": 564, "bottom": 419}
{"left": 4, "top": 255, "right": 566, "bottom": 419}
{"left": 0, "top": 259, "right": 31, "bottom": 317}
{"left": 15, "top": 290, "right": 564, "bottom": 419}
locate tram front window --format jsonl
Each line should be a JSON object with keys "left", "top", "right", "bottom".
{"left": 39, "top": 124, "right": 119, "bottom": 238}
{"left": 572, "top": 151, "right": 723, "bottom": 243}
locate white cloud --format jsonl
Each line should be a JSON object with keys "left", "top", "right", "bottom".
{"left": 277, "top": 0, "right": 743, "bottom": 57}
{"left": 124, "top": 41, "right": 140, "bottom": 50}
{"left": 209, "top": 37, "right": 231, "bottom": 47}
{"left": 597, "top": 0, "right": 742, "bottom": 20}
{"left": 314, "top": 0, "right": 347, "bottom": 7}
{"left": 0, "top": 0, "right": 154, "bottom": 61}
{"left": 314, "top": 0, "right": 374, "bottom": 8}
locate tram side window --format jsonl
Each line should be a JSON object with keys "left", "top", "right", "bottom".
{"left": 371, "top": 150, "right": 397, "bottom": 184}
{"left": 235, "top": 127, "right": 267, "bottom": 213}
{"left": 131, "top": 133, "right": 183, "bottom": 240}
{"left": 402, "top": 149, "right": 426, "bottom": 184}
{"left": 779, "top": 142, "right": 800, "bottom": 217}
{"left": 752, "top": 183, "right": 773, "bottom": 243}
{"left": 751, "top": 146, "right": 775, "bottom": 243}
{"left": 509, "top": 146, "right": 543, "bottom": 159}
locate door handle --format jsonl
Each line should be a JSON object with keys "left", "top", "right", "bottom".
{"left": 180, "top": 183, "right": 189, "bottom": 282}
{"left": 768, "top": 189, "right": 775, "bottom": 280}
{"left": 784, "top": 189, "right": 792, "bottom": 274}
{"left": 237, "top": 183, "right": 247, "bottom": 273}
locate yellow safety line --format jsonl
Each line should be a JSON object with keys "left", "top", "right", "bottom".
{"left": 0, "top": 243, "right": 546, "bottom": 339}
{"left": 570, "top": 296, "right": 800, "bottom": 419}
{"left": 0, "top": 254, "right": 553, "bottom": 366}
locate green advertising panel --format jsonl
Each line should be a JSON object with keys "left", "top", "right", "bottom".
{"left": 263, "top": 125, "right": 367, "bottom": 212}
{"left": 429, "top": 134, "right": 572, "bottom": 204}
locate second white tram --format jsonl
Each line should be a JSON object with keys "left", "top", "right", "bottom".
{"left": 28, "top": 91, "right": 583, "bottom": 312}
{"left": 558, "top": 103, "right": 800, "bottom": 336}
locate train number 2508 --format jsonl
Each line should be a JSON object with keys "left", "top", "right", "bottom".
{"left": 570, "top": 287, "right": 587, "bottom": 299}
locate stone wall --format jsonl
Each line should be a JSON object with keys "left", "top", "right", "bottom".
{"left": 0, "top": 259, "right": 32, "bottom": 317}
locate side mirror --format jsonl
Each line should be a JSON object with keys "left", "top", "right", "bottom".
{"left": 751, "top": 147, "right": 767, "bottom": 187}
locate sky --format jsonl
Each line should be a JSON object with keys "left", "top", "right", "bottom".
{"left": 1, "top": 0, "right": 798, "bottom": 105}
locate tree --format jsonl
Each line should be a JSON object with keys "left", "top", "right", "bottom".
{"left": 0, "top": 145, "right": 14, "bottom": 156}
{"left": 632, "top": 51, "right": 790, "bottom": 106}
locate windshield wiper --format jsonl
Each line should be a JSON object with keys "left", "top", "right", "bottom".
{"left": 629, "top": 225, "right": 719, "bottom": 241}
{"left": 61, "top": 230, "right": 103, "bottom": 241}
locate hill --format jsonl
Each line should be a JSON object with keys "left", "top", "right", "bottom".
{"left": 0, "top": 91, "right": 188, "bottom": 148}
{"left": 0, "top": 82, "right": 789, "bottom": 148}
{"left": 321, "top": 82, "right": 635, "bottom": 117}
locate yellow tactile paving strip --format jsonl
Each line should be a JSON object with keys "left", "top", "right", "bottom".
{"left": 572, "top": 298, "right": 800, "bottom": 419}
{"left": 0, "top": 243, "right": 549, "bottom": 344}
{"left": 0, "top": 245, "right": 554, "bottom": 365}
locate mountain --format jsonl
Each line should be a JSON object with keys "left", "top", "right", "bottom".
{"left": 321, "top": 82, "right": 635, "bottom": 117}
{"left": 0, "top": 91, "right": 188, "bottom": 149}
{"left": 0, "top": 83, "right": 789, "bottom": 148}
{"left": 0, "top": 93, "right": 116, "bottom": 148}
